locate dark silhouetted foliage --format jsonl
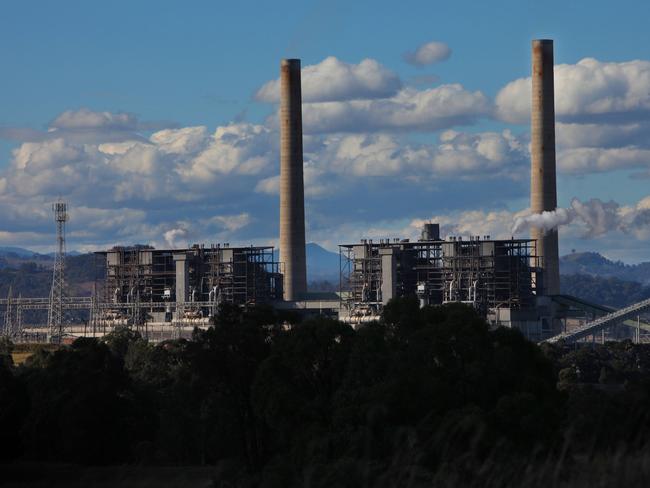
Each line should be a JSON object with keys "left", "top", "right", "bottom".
{"left": 3, "top": 300, "right": 650, "bottom": 486}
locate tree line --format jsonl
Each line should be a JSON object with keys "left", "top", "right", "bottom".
{"left": 2, "top": 299, "right": 650, "bottom": 487}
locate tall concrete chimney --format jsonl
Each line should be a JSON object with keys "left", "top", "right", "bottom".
{"left": 279, "top": 58, "right": 307, "bottom": 300}
{"left": 531, "top": 39, "right": 560, "bottom": 295}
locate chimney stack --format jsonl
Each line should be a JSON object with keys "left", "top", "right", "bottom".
{"left": 279, "top": 59, "right": 307, "bottom": 300}
{"left": 531, "top": 39, "right": 560, "bottom": 295}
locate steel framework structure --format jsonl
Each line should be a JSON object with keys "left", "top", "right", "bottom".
{"left": 544, "top": 296, "right": 650, "bottom": 344}
{"left": 339, "top": 237, "right": 540, "bottom": 317}
{"left": 1, "top": 296, "right": 221, "bottom": 342}
{"left": 47, "top": 201, "right": 68, "bottom": 343}
{"left": 97, "top": 245, "right": 281, "bottom": 307}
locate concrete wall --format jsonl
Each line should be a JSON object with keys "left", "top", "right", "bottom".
{"left": 174, "top": 253, "right": 189, "bottom": 304}
{"left": 380, "top": 248, "right": 396, "bottom": 305}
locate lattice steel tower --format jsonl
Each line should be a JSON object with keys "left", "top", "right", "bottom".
{"left": 3, "top": 286, "right": 15, "bottom": 337}
{"left": 48, "top": 201, "right": 68, "bottom": 343}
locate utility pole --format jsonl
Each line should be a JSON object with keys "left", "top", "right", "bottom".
{"left": 48, "top": 201, "right": 68, "bottom": 343}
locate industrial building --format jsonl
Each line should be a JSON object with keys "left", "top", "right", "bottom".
{"left": 338, "top": 226, "right": 550, "bottom": 335}
{"left": 2, "top": 39, "right": 649, "bottom": 345}
{"left": 93, "top": 244, "right": 282, "bottom": 328}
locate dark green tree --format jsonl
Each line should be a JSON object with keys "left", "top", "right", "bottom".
{"left": 19, "top": 338, "right": 148, "bottom": 464}
{"left": 0, "top": 357, "right": 28, "bottom": 459}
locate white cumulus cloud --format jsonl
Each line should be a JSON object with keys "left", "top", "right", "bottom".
{"left": 496, "top": 58, "right": 650, "bottom": 124}
{"left": 204, "top": 213, "right": 252, "bottom": 232}
{"left": 558, "top": 146, "right": 650, "bottom": 174}
{"left": 255, "top": 56, "right": 401, "bottom": 103}
{"left": 301, "top": 84, "right": 492, "bottom": 133}
{"left": 313, "top": 129, "right": 526, "bottom": 178}
{"left": 50, "top": 108, "right": 138, "bottom": 131}
{"left": 556, "top": 122, "right": 650, "bottom": 149}
{"left": 178, "top": 123, "right": 274, "bottom": 182}
{"left": 404, "top": 41, "right": 452, "bottom": 66}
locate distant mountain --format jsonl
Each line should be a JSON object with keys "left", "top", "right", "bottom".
{"left": 306, "top": 243, "right": 340, "bottom": 281}
{"left": 0, "top": 247, "right": 83, "bottom": 258}
{"left": 0, "top": 248, "right": 54, "bottom": 271}
{"left": 0, "top": 246, "right": 39, "bottom": 258}
{"left": 273, "top": 243, "right": 340, "bottom": 283}
{"left": 0, "top": 248, "right": 84, "bottom": 270}
{"left": 561, "top": 252, "right": 650, "bottom": 285}
{"left": 44, "top": 250, "right": 82, "bottom": 257}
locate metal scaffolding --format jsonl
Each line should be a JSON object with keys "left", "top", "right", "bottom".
{"left": 98, "top": 245, "right": 280, "bottom": 305}
{"left": 0, "top": 243, "right": 282, "bottom": 343}
{"left": 91, "top": 244, "right": 282, "bottom": 332}
{"left": 339, "top": 236, "right": 540, "bottom": 319}
{"left": 0, "top": 296, "right": 231, "bottom": 343}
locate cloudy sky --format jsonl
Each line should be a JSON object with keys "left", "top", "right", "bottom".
{"left": 2, "top": 0, "right": 650, "bottom": 262}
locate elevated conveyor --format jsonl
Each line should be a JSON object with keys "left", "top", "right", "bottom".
{"left": 551, "top": 294, "right": 650, "bottom": 333}
{"left": 544, "top": 296, "right": 650, "bottom": 344}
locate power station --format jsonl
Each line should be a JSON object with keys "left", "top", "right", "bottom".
{"left": 2, "top": 41, "right": 650, "bottom": 344}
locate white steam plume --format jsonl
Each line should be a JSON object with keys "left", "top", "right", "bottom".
{"left": 512, "top": 197, "right": 650, "bottom": 238}
{"left": 163, "top": 227, "right": 190, "bottom": 248}
{"left": 512, "top": 208, "right": 574, "bottom": 235}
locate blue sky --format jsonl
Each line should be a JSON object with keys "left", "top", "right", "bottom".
{"left": 1, "top": 0, "right": 650, "bottom": 262}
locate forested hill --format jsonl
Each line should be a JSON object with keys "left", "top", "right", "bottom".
{"left": 561, "top": 251, "right": 650, "bottom": 285}
{"left": 558, "top": 252, "right": 650, "bottom": 307}
{"left": 561, "top": 274, "right": 650, "bottom": 308}
{"left": 0, "top": 253, "right": 102, "bottom": 298}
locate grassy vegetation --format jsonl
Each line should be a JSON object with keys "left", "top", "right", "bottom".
{"left": 9, "top": 343, "right": 59, "bottom": 365}
{"left": 10, "top": 352, "right": 33, "bottom": 365}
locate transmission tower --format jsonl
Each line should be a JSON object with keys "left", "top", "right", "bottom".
{"left": 48, "top": 201, "right": 69, "bottom": 343}
{"left": 3, "top": 286, "right": 14, "bottom": 337}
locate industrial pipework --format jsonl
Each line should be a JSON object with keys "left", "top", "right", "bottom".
{"left": 531, "top": 39, "right": 560, "bottom": 295}
{"left": 279, "top": 59, "right": 307, "bottom": 300}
